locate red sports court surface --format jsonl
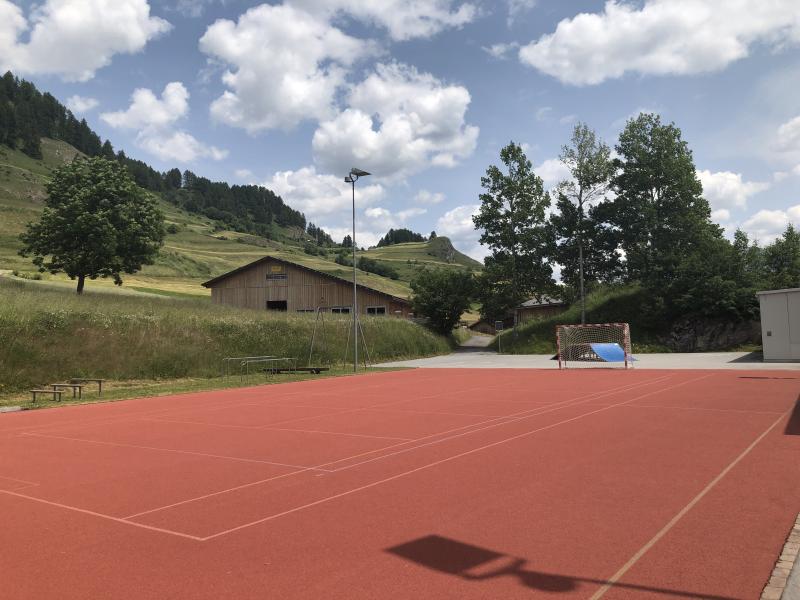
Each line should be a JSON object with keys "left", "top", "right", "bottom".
{"left": 1, "top": 369, "right": 798, "bottom": 599}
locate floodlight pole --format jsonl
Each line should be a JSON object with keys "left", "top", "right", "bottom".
{"left": 345, "top": 168, "right": 370, "bottom": 373}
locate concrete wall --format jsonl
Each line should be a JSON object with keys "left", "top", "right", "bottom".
{"left": 758, "top": 288, "right": 800, "bottom": 361}
{"left": 208, "top": 259, "right": 410, "bottom": 316}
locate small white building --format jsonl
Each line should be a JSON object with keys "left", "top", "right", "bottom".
{"left": 757, "top": 288, "right": 800, "bottom": 361}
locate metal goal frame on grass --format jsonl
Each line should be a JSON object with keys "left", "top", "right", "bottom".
{"left": 556, "top": 323, "right": 632, "bottom": 369}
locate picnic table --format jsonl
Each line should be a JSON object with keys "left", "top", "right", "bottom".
{"left": 30, "top": 389, "right": 64, "bottom": 403}
{"left": 52, "top": 383, "right": 84, "bottom": 399}
{"left": 69, "top": 378, "right": 105, "bottom": 394}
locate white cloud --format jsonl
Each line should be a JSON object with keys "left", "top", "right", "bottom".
{"left": 506, "top": 0, "right": 536, "bottom": 26}
{"left": 519, "top": 0, "right": 800, "bottom": 86}
{"left": 137, "top": 130, "right": 228, "bottom": 163}
{"left": 711, "top": 209, "right": 731, "bottom": 223}
{"left": 742, "top": 205, "right": 800, "bottom": 243}
{"left": 535, "top": 158, "right": 571, "bottom": 188}
{"left": 101, "top": 82, "right": 188, "bottom": 130}
{"left": 535, "top": 106, "right": 553, "bottom": 122}
{"left": 235, "top": 168, "right": 253, "bottom": 180}
{"left": 290, "top": 0, "right": 477, "bottom": 41}
{"left": 199, "top": 3, "right": 376, "bottom": 133}
{"left": 559, "top": 114, "right": 577, "bottom": 125}
{"left": 66, "top": 95, "right": 99, "bottom": 113}
{"left": 435, "top": 203, "right": 487, "bottom": 260}
{"left": 482, "top": 42, "right": 519, "bottom": 59}
{"left": 173, "top": 0, "right": 221, "bottom": 17}
{"left": 776, "top": 115, "right": 800, "bottom": 172}
{"left": 101, "top": 82, "right": 225, "bottom": 163}
{"left": 268, "top": 166, "right": 385, "bottom": 221}
{"left": 0, "top": 0, "right": 170, "bottom": 82}
{"left": 414, "top": 190, "right": 445, "bottom": 205}
{"left": 698, "top": 170, "right": 770, "bottom": 211}
{"left": 363, "top": 206, "right": 427, "bottom": 231}
{"left": 313, "top": 62, "right": 479, "bottom": 181}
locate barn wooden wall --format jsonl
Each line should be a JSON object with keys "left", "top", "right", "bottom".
{"left": 209, "top": 259, "right": 410, "bottom": 316}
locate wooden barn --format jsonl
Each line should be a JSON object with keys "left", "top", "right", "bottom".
{"left": 202, "top": 255, "right": 412, "bottom": 317}
{"left": 515, "top": 296, "right": 567, "bottom": 323}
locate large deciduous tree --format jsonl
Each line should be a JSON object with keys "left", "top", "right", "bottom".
{"left": 550, "top": 123, "right": 616, "bottom": 322}
{"left": 610, "top": 113, "right": 716, "bottom": 285}
{"left": 473, "top": 142, "right": 554, "bottom": 321}
{"left": 764, "top": 224, "right": 800, "bottom": 289}
{"left": 549, "top": 194, "right": 622, "bottom": 298}
{"left": 411, "top": 268, "right": 475, "bottom": 335}
{"left": 20, "top": 157, "right": 165, "bottom": 294}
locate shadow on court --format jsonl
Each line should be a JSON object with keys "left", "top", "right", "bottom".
{"left": 786, "top": 395, "right": 800, "bottom": 435}
{"left": 386, "top": 535, "right": 738, "bottom": 599}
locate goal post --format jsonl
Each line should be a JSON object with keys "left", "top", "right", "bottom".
{"left": 556, "top": 323, "right": 632, "bottom": 369}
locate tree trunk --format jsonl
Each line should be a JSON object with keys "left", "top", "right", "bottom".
{"left": 578, "top": 197, "right": 586, "bottom": 325}
{"left": 76, "top": 274, "right": 85, "bottom": 294}
{"left": 579, "top": 239, "right": 586, "bottom": 324}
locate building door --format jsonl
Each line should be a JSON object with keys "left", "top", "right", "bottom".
{"left": 266, "top": 300, "right": 288, "bottom": 312}
{"left": 760, "top": 293, "right": 790, "bottom": 360}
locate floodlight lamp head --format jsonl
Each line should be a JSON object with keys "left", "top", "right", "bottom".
{"left": 344, "top": 176, "right": 354, "bottom": 183}
{"left": 350, "top": 168, "right": 370, "bottom": 178}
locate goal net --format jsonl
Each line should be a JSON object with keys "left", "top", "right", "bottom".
{"left": 556, "top": 323, "right": 632, "bottom": 369}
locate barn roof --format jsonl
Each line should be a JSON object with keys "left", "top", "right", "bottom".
{"left": 518, "top": 295, "right": 565, "bottom": 308}
{"left": 201, "top": 255, "right": 412, "bottom": 305}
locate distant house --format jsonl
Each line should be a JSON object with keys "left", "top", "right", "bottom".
{"left": 515, "top": 296, "right": 567, "bottom": 324}
{"left": 468, "top": 296, "right": 567, "bottom": 335}
{"left": 202, "top": 255, "right": 412, "bottom": 316}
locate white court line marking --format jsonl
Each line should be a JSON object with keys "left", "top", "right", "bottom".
{"left": 200, "top": 374, "right": 713, "bottom": 541}
{"left": 0, "top": 488, "right": 203, "bottom": 541}
{"left": 122, "top": 467, "right": 316, "bottom": 520}
{"left": 258, "top": 427, "right": 414, "bottom": 441}
{"left": 141, "top": 417, "right": 414, "bottom": 441}
{"left": 123, "top": 376, "right": 672, "bottom": 521}
{"left": 321, "top": 375, "right": 676, "bottom": 472}
{"left": 19, "top": 432, "right": 330, "bottom": 472}
{"left": 0, "top": 369, "right": 445, "bottom": 435}
{"left": 0, "top": 474, "right": 41, "bottom": 492}
{"left": 367, "top": 407, "right": 505, "bottom": 418}
{"left": 612, "top": 404, "right": 785, "bottom": 415}
{"left": 2, "top": 373, "right": 675, "bottom": 540}
{"left": 589, "top": 409, "right": 789, "bottom": 600}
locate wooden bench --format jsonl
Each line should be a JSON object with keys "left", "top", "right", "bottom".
{"left": 274, "top": 367, "right": 330, "bottom": 375}
{"left": 30, "top": 389, "right": 64, "bottom": 403}
{"left": 69, "top": 378, "right": 105, "bottom": 394}
{"left": 52, "top": 383, "right": 84, "bottom": 399}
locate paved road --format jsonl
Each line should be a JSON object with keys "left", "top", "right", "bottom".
{"left": 377, "top": 351, "right": 800, "bottom": 370}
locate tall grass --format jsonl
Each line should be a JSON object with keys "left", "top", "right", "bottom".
{"left": 0, "top": 278, "right": 450, "bottom": 392}
{"left": 495, "top": 285, "right": 672, "bottom": 354}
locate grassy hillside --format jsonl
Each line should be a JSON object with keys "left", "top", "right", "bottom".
{"left": 0, "top": 139, "right": 478, "bottom": 300}
{"left": 360, "top": 236, "right": 482, "bottom": 281}
{"left": 494, "top": 286, "right": 670, "bottom": 354}
{"left": 0, "top": 277, "right": 451, "bottom": 393}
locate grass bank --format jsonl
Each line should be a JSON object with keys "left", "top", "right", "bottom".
{"left": 0, "top": 278, "right": 450, "bottom": 393}
{"left": 495, "top": 285, "right": 672, "bottom": 354}
{"left": 0, "top": 368, "right": 405, "bottom": 411}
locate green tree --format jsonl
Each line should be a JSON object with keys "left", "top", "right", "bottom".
{"left": 549, "top": 193, "right": 621, "bottom": 296}
{"left": 609, "top": 114, "right": 717, "bottom": 288}
{"left": 473, "top": 141, "right": 554, "bottom": 321}
{"left": 411, "top": 268, "right": 474, "bottom": 335}
{"left": 341, "top": 234, "right": 353, "bottom": 248}
{"left": 550, "top": 123, "right": 615, "bottom": 322}
{"left": 764, "top": 225, "right": 800, "bottom": 289}
{"left": 661, "top": 230, "right": 760, "bottom": 321}
{"left": 19, "top": 157, "right": 165, "bottom": 294}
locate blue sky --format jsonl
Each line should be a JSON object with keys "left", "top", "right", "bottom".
{"left": 3, "top": 0, "right": 800, "bottom": 258}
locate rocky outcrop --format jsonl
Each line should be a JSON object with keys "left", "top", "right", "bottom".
{"left": 658, "top": 318, "right": 761, "bottom": 352}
